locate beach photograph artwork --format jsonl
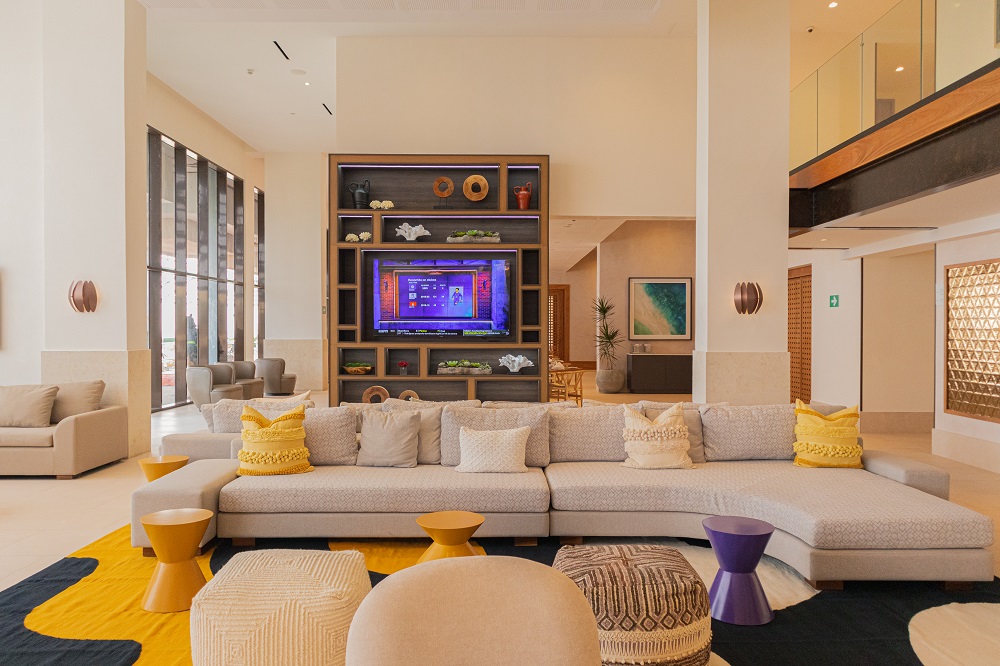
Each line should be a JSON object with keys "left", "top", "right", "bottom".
{"left": 629, "top": 278, "right": 692, "bottom": 340}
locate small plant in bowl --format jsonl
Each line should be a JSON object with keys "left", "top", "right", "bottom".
{"left": 446, "top": 229, "right": 501, "bottom": 244}
{"left": 342, "top": 362, "right": 373, "bottom": 375}
{"left": 437, "top": 360, "right": 492, "bottom": 375}
{"left": 397, "top": 360, "right": 410, "bottom": 375}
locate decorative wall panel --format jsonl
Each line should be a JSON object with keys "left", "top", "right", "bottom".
{"left": 946, "top": 260, "right": 1000, "bottom": 421}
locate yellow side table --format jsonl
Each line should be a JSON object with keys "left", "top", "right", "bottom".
{"left": 140, "top": 508, "right": 213, "bottom": 613}
{"left": 139, "top": 455, "right": 189, "bottom": 482}
{"left": 415, "top": 510, "right": 485, "bottom": 564}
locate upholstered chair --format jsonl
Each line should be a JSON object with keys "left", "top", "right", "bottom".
{"left": 345, "top": 556, "right": 601, "bottom": 665}
{"left": 255, "top": 358, "right": 297, "bottom": 396}
{"left": 186, "top": 364, "right": 242, "bottom": 408}
{"left": 222, "top": 361, "right": 265, "bottom": 399}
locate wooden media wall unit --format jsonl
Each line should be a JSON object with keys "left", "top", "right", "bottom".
{"left": 328, "top": 154, "right": 550, "bottom": 404}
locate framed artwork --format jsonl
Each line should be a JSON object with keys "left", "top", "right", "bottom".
{"left": 629, "top": 277, "right": 692, "bottom": 340}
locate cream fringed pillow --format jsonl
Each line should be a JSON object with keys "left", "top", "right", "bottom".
{"left": 237, "top": 404, "right": 314, "bottom": 476}
{"left": 622, "top": 404, "right": 694, "bottom": 470}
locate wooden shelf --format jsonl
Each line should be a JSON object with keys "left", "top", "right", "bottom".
{"left": 338, "top": 243, "right": 540, "bottom": 250}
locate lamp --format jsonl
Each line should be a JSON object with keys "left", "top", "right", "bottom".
{"left": 734, "top": 282, "right": 763, "bottom": 315}
{"left": 68, "top": 281, "right": 98, "bottom": 313}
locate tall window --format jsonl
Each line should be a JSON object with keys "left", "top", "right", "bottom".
{"left": 147, "top": 128, "right": 255, "bottom": 409}
{"left": 253, "top": 188, "right": 265, "bottom": 360}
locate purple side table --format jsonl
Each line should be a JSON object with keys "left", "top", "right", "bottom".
{"left": 702, "top": 515, "right": 775, "bottom": 626}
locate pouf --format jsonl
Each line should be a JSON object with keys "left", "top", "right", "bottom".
{"left": 553, "top": 544, "right": 711, "bottom": 666}
{"left": 190, "top": 549, "right": 371, "bottom": 666}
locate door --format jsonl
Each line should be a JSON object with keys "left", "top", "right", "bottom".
{"left": 788, "top": 265, "right": 812, "bottom": 403}
{"left": 548, "top": 284, "right": 570, "bottom": 362}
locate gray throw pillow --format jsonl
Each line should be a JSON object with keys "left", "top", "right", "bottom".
{"left": 357, "top": 410, "right": 421, "bottom": 468}
{"left": 699, "top": 403, "right": 796, "bottom": 461}
{"left": 0, "top": 385, "right": 59, "bottom": 428}
{"left": 304, "top": 406, "right": 359, "bottom": 466}
{"left": 548, "top": 406, "right": 630, "bottom": 463}
{"left": 382, "top": 402, "right": 444, "bottom": 465}
{"left": 340, "top": 401, "right": 387, "bottom": 432}
{"left": 51, "top": 380, "right": 105, "bottom": 422}
{"left": 440, "top": 406, "right": 550, "bottom": 467}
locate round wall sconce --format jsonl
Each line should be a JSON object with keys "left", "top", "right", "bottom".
{"left": 68, "top": 281, "right": 98, "bottom": 313}
{"left": 734, "top": 282, "right": 763, "bottom": 315}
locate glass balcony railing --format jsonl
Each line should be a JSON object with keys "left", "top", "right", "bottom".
{"left": 790, "top": 0, "right": 1000, "bottom": 171}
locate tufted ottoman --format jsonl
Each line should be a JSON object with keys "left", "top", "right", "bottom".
{"left": 190, "top": 549, "right": 371, "bottom": 666}
{"left": 553, "top": 544, "right": 711, "bottom": 666}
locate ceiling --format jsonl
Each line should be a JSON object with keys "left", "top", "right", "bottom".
{"left": 549, "top": 216, "right": 626, "bottom": 273}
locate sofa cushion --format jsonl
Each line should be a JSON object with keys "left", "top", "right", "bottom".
{"left": 303, "top": 407, "right": 359, "bottom": 466}
{"left": 543, "top": 461, "right": 993, "bottom": 550}
{"left": 341, "top": 402, "right": 386, "bottom": 433}
{"left": 699, "top": 403, "right": 796, "bottom": 461}
{"left": 0, "top": 385, "right": 59, "bottom": 428}
{"left": 480, "top": 401, "right": 577, "bottom": 409}
{"left": 549, "top": 406, "right": 628, "bottom": 463}
{"left": 219, "top": 464, "right": 550, "bottom": 514}
{"left": 51, "top": 380, "right": 105, "bottom": 423}
{"left": 0, "top": 425, "right": 57, "bottom": 448}
{"left": 441, "top": 406, "right": 550, "bottom": 468}
{"left": 214, "top": 399, "right": 315, "bottom": 433}
{"left": 357, "top": 410, "right": 420, "bottom": 468}
{"left": 638, "top": 402, "right": 723, "bottom": 464}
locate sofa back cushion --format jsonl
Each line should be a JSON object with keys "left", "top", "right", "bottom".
{"left": 638, "top": 401, "right": 720, "bottom": 464}
{"left": 548, "top": 405, "right": 633, "bottom": 463}
{"left": 0, "top": 385, "right": 59, "bottom": 428}
{"left": 699, "top": 403, "right": 796, "bottom": 461}
{"left": 303, "top": 406, "right": 359, "bottom": 466}
{"left": 440, "top": 406, "right": 550, "bottom": 467}
{"left": 213, "top": 399, "right": 315, "bottom": 433}
{"left": 480, "top": 401, "right": 577, "bottom": 409}
{"left": 51, "top": 380, "right": 105, "bottom": 423}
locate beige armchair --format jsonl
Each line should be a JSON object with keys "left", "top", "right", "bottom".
{"left": 345, "top": 556, "right": 601, "bottom": 665}
{"left": 186, "top": 365, "right": 242, "bottom": 408}
{"left": 255, "top": 358, "right": 296, "bottom": 396}
{"left": 221, "top": 361, "right": 265, "bottom": 400}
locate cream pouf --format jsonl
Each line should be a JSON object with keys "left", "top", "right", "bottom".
{"left": 190, "top": 549, "right": 371, "bottom": 666}
{"left": 553, "top": 544, "right": 711, "bottom": 666}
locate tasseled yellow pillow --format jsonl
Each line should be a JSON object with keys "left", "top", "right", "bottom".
{"left": 237, "top": 404, "right": 314, "bottom": 476}
{"left": 792, "top": 399, "right": 862, "bottom": 468}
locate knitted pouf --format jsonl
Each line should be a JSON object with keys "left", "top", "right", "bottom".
{"left": 553, "top": 544, "right": 711, "bottom": 666}
{"left": 190, "top": 549, "right": 371, "bottom": 666}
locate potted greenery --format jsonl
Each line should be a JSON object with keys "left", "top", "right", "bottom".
{"left": 342, "top": 362, "right": 373, "bottom": 375}
{"left": 593, "top": 296, "right": 625, "bottom": 393}
{"left": 446, "top": 229, "right": 501, "bottom": 244}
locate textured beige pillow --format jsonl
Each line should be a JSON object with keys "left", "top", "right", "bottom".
{"left": 201, "top": 403, "right": 215, "bottom": 431}
{"left": 455, "top": 426, "right": 531, "bottom": 473}
{"left": 440, "top": 406, "right": 550, "bottom": 467}
{"left": 357, "top": 410, "right": 421, "bottom": 468}
{"left": 256, "top": 390, "right": 312, "bottom": 403}
{"left": 0, "top": 385, "right": 60, "bottom": 427}
{"left": 340, "top": 401, "right": 386, "bottom": 433}
{"left": 50, "top": 380, "right": 105, "bottom": 423}
{"left": 622, "top": 404, "right": 694, "bottom": 470}
{"left": 382, "top": 402, "right": 444, "bottom": 464}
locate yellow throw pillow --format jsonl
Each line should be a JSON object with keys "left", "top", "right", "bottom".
{"left": 792, "top": 399, "right": 862, "bottom": 468}
{"left": 237, "top": 404, "right": 314, "bottom": 476}
{"left": 622, "top": 404, "right": 694, "bottom": 470}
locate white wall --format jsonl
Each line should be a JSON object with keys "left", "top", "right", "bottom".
{"left": 335, "top": 36, "right": 696, "bottom": 219}
{"left": 788, "top": 250, "right": 862, "bottom": 406}
{"left": 936, "top": 0, "right": 1000, "bottom": 90}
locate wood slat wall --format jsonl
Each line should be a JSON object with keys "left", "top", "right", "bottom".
{"left": 788, "top": 266, "right": 812, "bottom": 404}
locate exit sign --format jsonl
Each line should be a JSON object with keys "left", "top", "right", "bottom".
{"left": 829, "top": 295, "right": 840, "bottom": 308}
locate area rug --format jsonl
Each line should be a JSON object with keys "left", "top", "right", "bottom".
{"left": 1, "top": 526, "right": 998, "bottom": 665}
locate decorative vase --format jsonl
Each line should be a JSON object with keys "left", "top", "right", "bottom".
{"left": 399, "top": 367, "right": 408, "bottom": 375}
{"left": 349, "top": 180, "right": 370, "bottom": 209}
{"left": 595, "top": 368, "right": 625, "bottom": 393}
{"left": 513, "top": 182, "right": 532, "bottom": 210}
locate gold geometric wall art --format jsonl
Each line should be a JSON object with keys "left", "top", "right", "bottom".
{"left": 945, "top": 259, "right": 1000, "bottom": 422}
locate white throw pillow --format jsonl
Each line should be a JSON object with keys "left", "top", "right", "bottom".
{"left": 455, "top": 426, "right": 531, "bottom": 473}
{"left": 622, "top": 404, "right": 694, "bottom": 470}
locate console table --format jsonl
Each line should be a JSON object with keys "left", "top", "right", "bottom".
{"left": 626, "top": 354, "right": 693, "bottom": 393}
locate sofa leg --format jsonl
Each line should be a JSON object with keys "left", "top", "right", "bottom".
{"left": 232, "top": 537, "right": 256, "bottom": 548}
{"left": 944, "top": 581, "right": 975, "bottom": 592}
{"left": 808, "top": 580, "right": 844, "bottom": 591}
{"left": 560, "top": 536, "right": 584, "bottom": 546}
{"left": 514, "top": 537, "right": 538, "bottom": 547}
{"left": 196, "top": 537, "right": 217, "bottom": 556}
{"left": 56, "top": 475, "right": 75, "bottom": 480}
{"left": 142, "top": 547, "right": 155, "bottom": 558}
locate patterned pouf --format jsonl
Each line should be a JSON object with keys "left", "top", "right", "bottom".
{"left": 190, "top": 549, "right": 371, "bottom": 666}
{"left": 553, "top": 544, "right": 712, "bottom": 666}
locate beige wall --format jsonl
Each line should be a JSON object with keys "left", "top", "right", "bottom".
{"left": 937, "top": 0, "right": 1000, "bottom": 90}
{"left": 549, "top": 249, "right": 597, "bottom": 364}
{"left": 335, "top": 36, "right": 696, "bottom": 219}
{"left": 862, "top": 250, "right": 935, "bottom": 413}
{"left": 598, "top": 219, "right": 697, "bottom": 362}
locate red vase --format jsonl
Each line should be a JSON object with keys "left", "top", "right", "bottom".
{"left": 513, "top": 183, "right": 532, "bottom": 210}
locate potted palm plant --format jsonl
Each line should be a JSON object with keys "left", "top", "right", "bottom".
{"left": 593, "top": 296, "right": 625, "bottom": 393}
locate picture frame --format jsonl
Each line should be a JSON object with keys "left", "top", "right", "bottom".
{"left": 628, "top": 277, "right": 692, "bottom": 340}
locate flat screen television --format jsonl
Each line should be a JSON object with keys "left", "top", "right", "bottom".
{"left": 362, "top": 250, "right": 516, "bottom": 342}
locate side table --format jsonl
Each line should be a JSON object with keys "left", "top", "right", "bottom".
{"left": 702, "top": 515, "right": 775, "bottom": 625}
{"left": 415, "top": 511, "right": 485, "bottom": 564}
{"left": 140, "top": 507, "right": 213, "bottom": 612}
{"left": 139, "top": 455, "right": 189, "bottom": 482}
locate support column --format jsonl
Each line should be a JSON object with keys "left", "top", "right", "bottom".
{"left": 693, "top": 0, "right": 791, "bottom": 405}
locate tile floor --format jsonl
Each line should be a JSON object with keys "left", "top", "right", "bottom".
{"left": 2, "top": 381, "right": 999, "bottom": 592}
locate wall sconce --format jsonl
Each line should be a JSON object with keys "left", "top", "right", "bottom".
{"left": 734, "top": 282, "right": 763, "bottom": 315}
{"left": 68, "top": 281, "right": 98, "bottom": 313}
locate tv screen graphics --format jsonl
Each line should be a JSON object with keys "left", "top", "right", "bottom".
{"left": 363, "top": 250, "right": 516, "bottom": 341}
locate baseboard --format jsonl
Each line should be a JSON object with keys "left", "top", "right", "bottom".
{"left": 859, "top": 411, "right": 934, "bottom": 433}
{"left": 569, "top": 361, "right": 596, "bottom": 370}
{"left": 932, "top": 428, "right": 1000, "bottom": 474}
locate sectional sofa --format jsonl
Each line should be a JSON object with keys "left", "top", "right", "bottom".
{"left": 136, "top": 399, "right": 995, "bottom": 584}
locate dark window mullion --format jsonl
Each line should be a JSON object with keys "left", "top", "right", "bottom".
{"left": 147, "top": 131, "right": 163, "bottom": 408}
{"left": 173, "top": 143, "right": 188, "bottom": 404}
{"left": 234, "top": 178, "right": 245, "bottom": 360}
{"left": 258, "top": 190, "right": 265, "bottom": 356}
{"left": 217, "top": 169, "right": 228, "bottom": 362}
{"left": 197, "top": 158, "right": 210, "bottom": 365}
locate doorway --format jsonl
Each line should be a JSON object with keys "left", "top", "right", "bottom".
{"left": 548, "top": 284, "right": 570, "bottom": 362}
{"left": 788, "top": 265, "right": 812, "bottom": 403}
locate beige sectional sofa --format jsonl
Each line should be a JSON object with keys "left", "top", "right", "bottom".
{"left": 134, "top": 399, "right": 994, "bottom": 583}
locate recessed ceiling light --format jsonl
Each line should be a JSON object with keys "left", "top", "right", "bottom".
{"left": 305, "top": 82, "right": 310, "bottom": 86}
{"left": 820, "top": 238, "right": 828, "bottom": 242}
{"left": 828, "top": 1, "right": 837, "bottom": 7}
{"left": 895, "top": 66, "right": 905, "bottom": 72}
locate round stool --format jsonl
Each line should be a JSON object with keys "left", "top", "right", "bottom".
{"left": 415, "top": 511, "right": 485, "bottom": 564}
{"left": 702, "top": 515, "right": 775, "bottom": 625}
{"left": 210, "top": 384, "right": 243, "bottom": 402}
{"left": 138, "top": 455, "right": 189, "bottom": 482}
{"left": 140, "top": 508, "right": 213, "bottom": 613}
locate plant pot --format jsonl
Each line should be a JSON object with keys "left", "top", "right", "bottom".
{"left": 595, "top": 369, "right": 626, "bottom": 393}
{"left": 343, "top": 365, "right": 372, "bottom": 375}
{"left": 437, "top": 367, "right": 492, "bottom": 375}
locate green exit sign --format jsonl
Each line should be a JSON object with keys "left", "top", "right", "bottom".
{"left": 829, "top": 295, "right": 840, "bottom": 308}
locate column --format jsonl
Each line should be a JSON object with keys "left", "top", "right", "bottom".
{"left": 693, "top": 0, "right": 791, "bottom": 405}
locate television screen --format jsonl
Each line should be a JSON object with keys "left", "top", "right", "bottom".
{"left": 364, "top": 251, "right": 515, "bottom": 341}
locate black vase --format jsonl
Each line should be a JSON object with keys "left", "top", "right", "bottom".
{"left": 349, "top": 179, "right": 370, "bottom": 209}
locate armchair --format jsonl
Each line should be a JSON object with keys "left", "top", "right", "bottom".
{"left": 221, "top": 361, "right": 265, "bottom": 400}
{"left": 186, "top": 364, "right": 243, "bottom": 408}
{"left": 255, "top": 358, "right": 297, "bottom": 396}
